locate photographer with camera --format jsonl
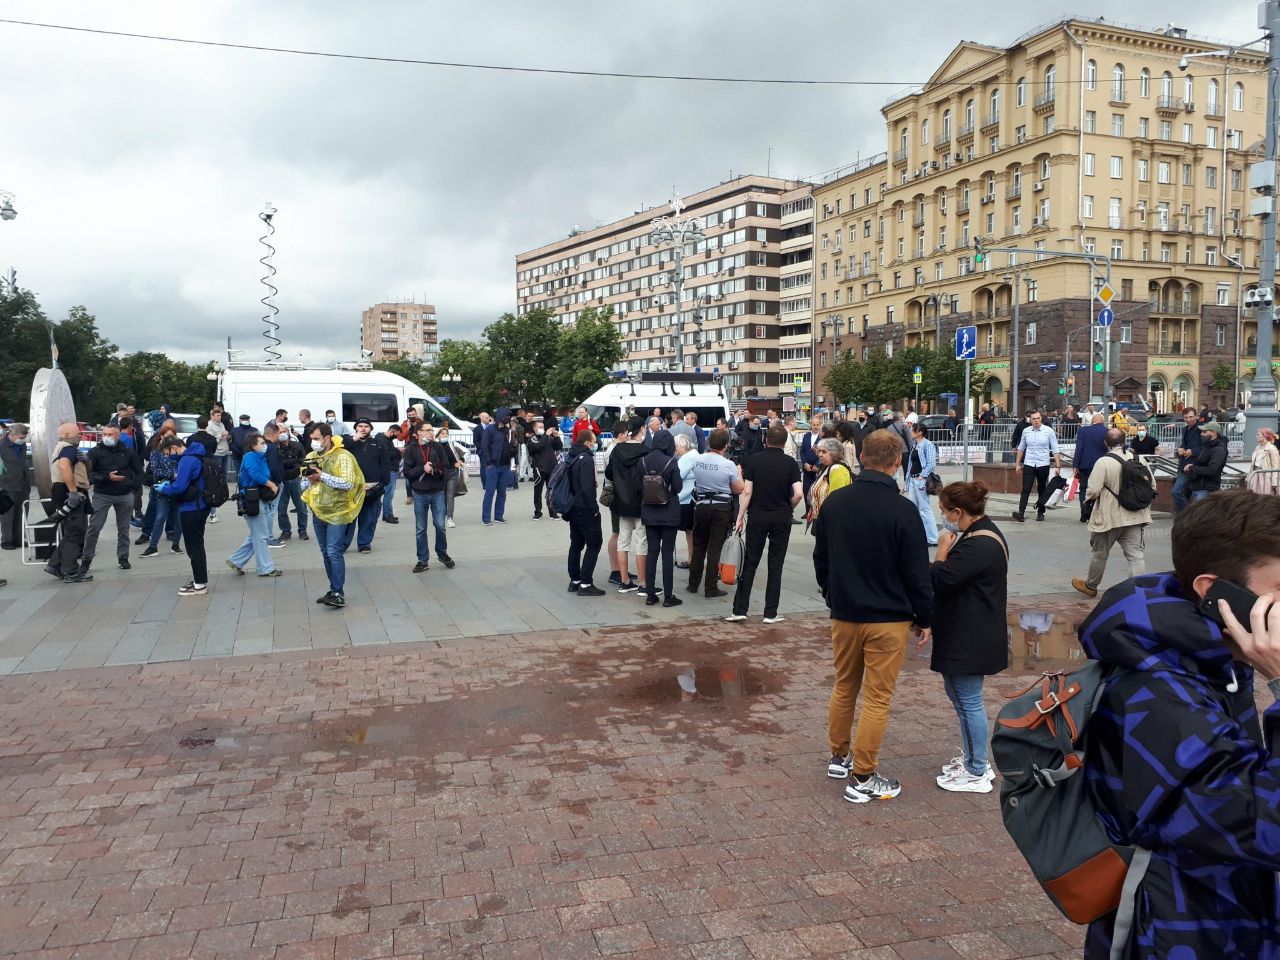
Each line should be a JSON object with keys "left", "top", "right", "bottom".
{"left": 44, "top": 423, "right": 93, "bottom": 583}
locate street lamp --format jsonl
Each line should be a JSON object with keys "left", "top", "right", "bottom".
{"left": 1225, "top": 252, "right": 1246, "bottom": 406}
{"left": 0, "top": 191, "right": 15, "bottom": 221}
{"left": 649, "top": 194, "right": 706, "bottom": 371}
{"left": 442, "top": 365, "right": 461, "bottom": 385}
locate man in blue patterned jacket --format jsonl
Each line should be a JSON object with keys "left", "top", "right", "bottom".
{"left": 1079, "top": 490, "right": 1280, "bottom": 958}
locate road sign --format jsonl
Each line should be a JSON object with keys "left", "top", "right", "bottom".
{"left": 792, "top": 374, "right": 804, "bottom": 386}
{"left": 1096, "top": 283, "right": 1117, "bottom": 306}
{"left": 1097, "top": 306, "right": 1115, "bottom": 327}
{"left": 955, "top": 325, "right": 978, "bottom": 361}
{"left": 1038, "top": 362, "right": 1059, "bottom": 372}
{"left": 914, "top": 365, "right": 922, "bottom": 374}
{"left": 1069, "top": 361, "right": 1088, "bottom": 371}
{"left": 912, "top": 373, "right": 923, "bottom": 385}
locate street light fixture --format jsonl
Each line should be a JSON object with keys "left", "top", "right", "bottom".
{"left": 442, "top": 365, "right": 461, "bottom": 385}
{"left": 0, "top": 192, "right": 15, "bottom": 221}
{"left": 649, "top": 194, "right": 706, "bottom": 371}
{"left": 1225, "top": 252, "right": 1247, "bottom": 406}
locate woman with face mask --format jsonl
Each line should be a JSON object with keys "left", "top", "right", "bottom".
{"left": 224, "top": 431, "right": 281, "bottom": 577}
{"left": 921, "top": 480, "right": 1008, "bottom": 795}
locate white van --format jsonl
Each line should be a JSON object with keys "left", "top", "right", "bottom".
{"left": 214, "top": 361, "right": 476, "bottom": 451}
{"left": 580, "top": 373, "right": 730, "bottom": 441}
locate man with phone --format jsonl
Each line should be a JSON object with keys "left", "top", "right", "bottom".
{"left": 1078, "top": 490, "right": 1280, "bottom": 958}
{"left": 80, "top": 425, "right": 140, "bottom": 574}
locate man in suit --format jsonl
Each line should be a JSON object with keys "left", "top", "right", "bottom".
{"left": 1073, "top": 413, "right": 1109, "bottom": 523}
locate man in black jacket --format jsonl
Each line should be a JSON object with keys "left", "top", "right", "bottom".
{"left": 0, "top": 422, "right": 31, "bottom": 550}
{"left": 402, "top": 421, "right": 456, "bottom": 573}
{"left": 81, "top": 425, "right": 141, "bottom": 572}
{"left": 229, "top": 414, "right": 256, "bottom": 487}
{"left": 261, "top": 423, "right": 288, "bottom": 547}
{"left": 1186, "top": 421, "right": 1228, "bottom": 501}
{"left": 275, "top": 426, "right": 309, "bottom": 541}
{"left": 565, "top": 430, "right": 605, "bottom": 596}
{"left": 379, "top": 426, "right": 402, "bottom": 525}
{"left": 345, "top": 417, "right": 390, "bottom": 553}
{"left": 813, "top": 429, "right": 933, "bottom": 804}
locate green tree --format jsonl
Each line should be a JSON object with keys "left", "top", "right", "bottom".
{"left": 424, "top": 340, "right": 499, "bottom": 418}
{"left": 482, "top": 309, "right": 562, "bottom": 410}
{"left": 887, "top": 345, "right": 971, "bottom": 405}
{"left": 824, "top": 349, "right": 892, "bottom": 406}
{"left": 545, "top": 307, "right": 623, "bottom": 408}
{"left": 1209, "top": 361, "right": 1235, "bottom": 392}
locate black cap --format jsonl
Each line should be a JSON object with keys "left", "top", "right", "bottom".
{"left": 353, "top": 417, "right": 373, "bottom": 428}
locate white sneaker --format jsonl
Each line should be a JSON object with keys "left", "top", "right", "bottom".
{"left": 446, "top": 519, "right": 456, "bottom": 528}
{"left": 723, "top": 613, "right": 747, "bottom": 622}
{"left": 936, "top": 769, "right": 994, "bottom": 793}
{"left": 941, "top": 755, "right": 995, "bottom": 780}
{"left": 762, "top": 615, "right": 785, "bottom": 625}
{"left": 208, "top": 514, "right": 219, "bottom": 523}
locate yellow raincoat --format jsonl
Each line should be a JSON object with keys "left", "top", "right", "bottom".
{"left": 301, "top": 436, "right": 365, "bottom": 525}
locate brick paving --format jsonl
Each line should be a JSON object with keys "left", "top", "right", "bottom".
{"left": 0, "top": 609, "right": 1090, "bottom": 960}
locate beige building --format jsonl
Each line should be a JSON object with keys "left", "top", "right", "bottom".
{"left": 361, "top": 301, "right": 439, "bottom": 363}
{"left": 515, "top": 176, "right": 808, "bottom": 403}
{"left": 813, "top": 17, "right": 1269, "bottom": 414}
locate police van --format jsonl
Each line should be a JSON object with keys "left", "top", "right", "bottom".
{"left": 580, "top": 372, "right": 731, "bottom": 444}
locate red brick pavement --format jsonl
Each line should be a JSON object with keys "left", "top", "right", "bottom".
{"left": 0, "top": 614, "right": 1084, "bottom": 960}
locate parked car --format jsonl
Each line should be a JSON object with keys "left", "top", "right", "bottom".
{"left": 919, "top": 413, "right": 955, "bottom": 437}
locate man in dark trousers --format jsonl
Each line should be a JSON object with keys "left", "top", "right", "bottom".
{"left": 345, "top": 417, "right": 390, "bottom": 553}
{"left": 0, "top": 423, "right": 31, "bottom": 550}
{"left": 724, "top": 422, "right": 801, "bottom": 625}
{"left": 229, "top": 413, "right": 256, "bottom": 487}
{"left": 1172, "top": 408, "right": 1203, "bottom": 512}
{"left": 80, "top": 424, "right": 140, "bottom": 573}
{"left": 813, "top": 429, "right": 933, "bottom": 803}
{"left": 1073, "top": 412, "right": 1109, "bottom": 523}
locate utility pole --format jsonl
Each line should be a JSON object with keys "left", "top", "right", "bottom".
{"left": 1245, "top": 1, "right": 1280, "bottom": 459}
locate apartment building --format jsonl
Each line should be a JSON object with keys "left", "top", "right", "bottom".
{"left": 813, "top": 17, "right": 1268, "bottom": 414}
{"left": 778, "top": 187, "right": 815, "bottom": 407}
{"left": 361, "top": 301, "right": 439, "bottom": 363}
{"left": 514, "top": 176, "right": 805, "bottom": 403}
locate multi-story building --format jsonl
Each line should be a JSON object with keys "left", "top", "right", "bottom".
{"left": 361, "top": 301, "right": 439, "bottom": 363}
{"left": 515, "top": 176, "right": 807, "bottom": 403}
{"left": 813, "top": 17, "right": 1268, "bottom": 415}
{"left": 778, "top": 187, "right": 815, "bottom": 408}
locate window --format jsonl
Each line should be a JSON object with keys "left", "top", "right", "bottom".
{"left": 1234, "top": 81, "right": 1245, "bottom": 111}
{"left": 1084, "top": 110, "right": 1096, "bottom": 133}
{"left": 1120, "top": 322, "right": 1133, "bottom": 344}
{"left": 1140, "top": 68, "right": 1150, "bottom": 98}
{"left": 1045, "top": 64, "right": 1056, "bottom": 95}
{"left": 1138, "top": 159, "right": 1149, "bottom": 181}
{"left": 1109, "top": 156, "right": 1122, "bottom": 179}
{"left": 1043, "top": 114, "right": 1055, "bottom": 135}
{"left": 1025, "top": 322, "right": 1037, "bottom": 345}
{"left": 1111, "top": 239, "right": 1124, "bottom": 260}
{"left": 1084, "top": 153, "right": 1096, "bottom": 176}
{"left": 1182, "top": 163, "right": 1193, "bottom": 186}
{"left": 1160, "top": 71, "right": 1172, "bottom": 98}
{"left": 1083, "top": 195, "right": 1094, "bottom": 218}
{"left": 1206, "top": 245, "right": 1218, "bottom": 265}
{"left": 1112, "top": 63, "right": 1126, "bottom": 101}
{"left": 342, "top": 393, "right": 398, "bottom": 423}
{"left": 1086, "top": 60, "right": 1097, "bottom": 90}
{"left": 1108, "top": 196, "right": 1121, "bottom": 225}
{"left": 1016, "top": 77, "right": 1026, "bottom": 106}
{"left": 1012, "top": 206, "right": 1021, "bottom": 232}
{"left": 1208, "top": 79, "right": 1220, "bottom": 114}
{"left": 1038, "top": 198, "right": 1050, "bottom": 221}
{"left": 1112, "top": 113, "right": 1125, "bottom": 136}
{"left": 990, "top": 88, "right": 1000, "bottom": 118}
{"left": 988, "top": 135, "right": 999, "bottom": 153}
{"left": 1184, "top": 75, "right": 1194, "bottom": 103}
{"left": 1138, "top": 117, "right": 1149, "bottom": 138}
{"left": 1157, "top": 161, "right": 1171, "bottom": 184}
{"left": 1159, "top": 120, "right": 1172, "bottom": 140}
{"left": 1039, "top": 157, "right": 1051, "bottom": 180}
{"left": 1182, "top": 123, "right": 1193, "bottom": 144}
{"left": 1217, "top": 283, "right": 1231, "bottom": 306}
{"left": 1206, "top": 127, "right": 1218, "bottom": 148}
{"left": 755, "top": 276, "right": 767, "bottom": 290}
{"left": 921, "top": 119, "right": 930, "bottom": 145}
{"left": 965, "top": 99, "right": 974, "bottom": 128}
{"left": 1015, "top": 124, "right": 1027, "bottom": 143}
{"left": 1232, "top": 168, "right": 1243, "bottom": 191}
{"left": 756, "top": 203, "right": 767, "bottom": 216}
{"left": 1216, "top": 324, "right": 1226, "bottom": 346}
{"left": 942, "top": 109, "right": 952, "bottom": 140}
{"left": 1083, "top": 236, "right": 1096, "bottom": 253}
{"left": 1206, "top": 166, "right": 1218, "bottom": 188}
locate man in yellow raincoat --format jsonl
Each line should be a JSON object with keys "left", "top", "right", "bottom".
{"left": 301, "top": 422, "right": 365, "bottom": 607}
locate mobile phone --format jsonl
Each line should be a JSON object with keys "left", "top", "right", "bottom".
{"left": 1201, "top": 578, "right": 1273, "bottom": 630}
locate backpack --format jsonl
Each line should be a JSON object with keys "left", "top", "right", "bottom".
{"left": 549, "top": 458, "right": 575, "bottom": 519}
{"left": 1105, "top": 453, "right": 1155, "bottom": 512}
{"left": 991, "top": 663, "right": 1151, "bottom": 940}
{"left": 199, "top": 456, "right": 230, "bottom": 508}
{"left": 641, "top": 456, "right": 674, "bottom": 507}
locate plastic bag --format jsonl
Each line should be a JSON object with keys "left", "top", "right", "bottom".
{"left": 719, "top": 531, "right": 744, "bottom": 585}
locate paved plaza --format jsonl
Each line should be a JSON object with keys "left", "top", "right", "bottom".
{"left": 0, "top": 475, "right": 1173, "bottom": 959}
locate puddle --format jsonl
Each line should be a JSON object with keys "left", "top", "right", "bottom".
{"left": 1006, "top": 599, "right": 1094, "bottom": 672}
{"left": 623, "top": 665, "right": 770, "bottom": 704}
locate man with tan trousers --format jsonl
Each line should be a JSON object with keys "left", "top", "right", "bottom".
{"left": 813, "top": 429, "right": 934, "bottom": 803}
{"left": 1071, "top": 428, "right": 1155, "bottom": 599}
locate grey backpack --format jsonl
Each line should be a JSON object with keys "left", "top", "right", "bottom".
{"left": 991, "top": 663, "right": 1150, "bottom": 959}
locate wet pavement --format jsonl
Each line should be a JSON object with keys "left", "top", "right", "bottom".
{"left": 0, "top": 606, "right": 1093, "bottom": 960}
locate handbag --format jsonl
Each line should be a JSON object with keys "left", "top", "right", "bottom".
{"left": 242, "top": 486, "right": 261, "bottom": 517}
{"left": 454, "top": 467, "right": 468, "bottom": 497}
{"left": 599, "top": 477, "right": 614, "bottom": 508}
{"left": 925, "top": 471, "right": 943, "bottom": 496}
{"left": 719, "top": 531, "right": 744, "bottom": 585}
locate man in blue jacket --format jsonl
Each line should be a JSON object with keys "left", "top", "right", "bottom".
{"left": 158, "top": 440, "right": 211, "bottom": 597}
{"left": 481, "top": 407, "right": 514, "bottom": 525}
{"left": 1080, "top": 491, "right": 1280, "bottom": 958}
{"left": 1073, "top": 413, "right": 1109, "bottom": 523}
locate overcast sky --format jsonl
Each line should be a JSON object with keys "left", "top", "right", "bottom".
{"left": 1, "top": 1, "right": 1261, "bottom": 365}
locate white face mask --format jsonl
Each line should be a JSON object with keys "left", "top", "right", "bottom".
{"left": 326, "top": 417, "right": 336, "bottom": 424}
{"left": 1137, "top": 430, "right": 1147, "bottom": 438}
{"left": 311, "top": 440, "right": 324, "bottom": 452}
{"left": 103, "top": 436, "right": 117, "bottom": 447}
{"left": 254, "top": 444, "right": 267, "bottom": 453}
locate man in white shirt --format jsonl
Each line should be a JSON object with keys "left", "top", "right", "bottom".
{"left": 1012, "top": 411, "right": 1062, "bottom": 522}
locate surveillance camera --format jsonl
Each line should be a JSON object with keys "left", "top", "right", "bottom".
{"left": 1178, "top": 57, "right": 1189, "bottom": 71}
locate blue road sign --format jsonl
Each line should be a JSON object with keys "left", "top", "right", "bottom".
{"left": 1097, "top": 306, "right": 1115, "bottom": 327}
{"left": 955, "top": 325, "right": 978, "bottom": 361}
{"left": 1039, "top": 362, "right": 1060, "bottom": 373}
{"left": 1070, "top": 361, "right": 1088, "bottom": 371}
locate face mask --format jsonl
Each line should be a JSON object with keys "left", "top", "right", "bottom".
{"left": 535, "top": 427, "right": 544, "bottom": 435}
{"left": 1137, "top": 430, "right": 1147, "bottom": 438}
{"left": 311, "top": 440, "right": 324, "bottom": 452}
{"left": 942, "top": 513, "right": 961, "bottom": 534}
{"left": 326, "top": 417, "right": 336, "bottom": 424}
{"left": 103, "top": 436, "right": 117, "bottom": 447}
{"left": 254, "top": 444, "right": 267, "bottom": 453}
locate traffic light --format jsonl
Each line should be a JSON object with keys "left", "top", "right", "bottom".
{"left": 973, "top": 237, "right": 985, "bottom": 265}
{"left": 1092, "top": 342, "right": 1105, "bottom": 374}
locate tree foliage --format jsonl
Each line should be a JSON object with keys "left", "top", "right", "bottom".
{"left": 1209, "top": 362, "right": 1235, "bottom": 392}
{"left": 824, "top": 345, "right": 976, "bottom": 408}
{"left": 482, "top": 309, "right": 563, "bottom": 410}
{"left": 544, "top": 307, "right": 622, "bottom": 410}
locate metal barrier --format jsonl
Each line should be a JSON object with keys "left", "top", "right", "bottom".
{"left": 1244, "top": 467, "right": 1280, "bottom": 494}
{"left": 21, "top": 497, "right": 58, "bottom": 566}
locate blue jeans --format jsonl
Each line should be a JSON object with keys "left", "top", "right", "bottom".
{"left": 482, "top": 465, "right": 511, "bottom": 522}
{"left": 383, "top": 475, "right": 398, "bottom": 519}
{"left": 228, "top": 508, "right": 274, "bottom": 573}
{"left": 312, "top": 517, "right": 347, "bottom": 595}
{"left": 263, "top": 491, "right": 279, "bottom": 539}
{"left": 352, "top": 497, "right": 382, "bottom": 550}
{"left": 413, "top": 490, "right": 448, "bottom": 563}
{"left": 1172, "top": 471, "right": 1193, "bottom": 512}
{"left": 276, "top": 478, "right": 307, "bottom": 535}
{"left": 943, "top": 674, "right": 989, "bottom": 777}
{"left": 147, "top": 494, "right": 182, "bottom": 549}
{"left": 906, "top": 477, "right": 938, "bottom": 546}
{"left": 1191, "top": 489, "right": 1212, "bottom": 503}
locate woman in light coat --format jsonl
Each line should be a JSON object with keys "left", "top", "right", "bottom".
{"left": 1247, "top": 428, "right": 1280, "bottom": 494}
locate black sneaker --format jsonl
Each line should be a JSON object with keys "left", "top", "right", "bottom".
{"left": 412, "top": 562, "right": 429, "bottom": 573}
{"left": 280, "top": 530, "right": 292, "bottom": 541}
{"left": 607, "top": 571, "right": 623, "bottom": 586}
{"left": 577, "top": 584, "right": 606, "bottom": 597}
{"left": 299, "top": 531, "right": 309, "bottom": 541}
{"left": 494, "top": 519, "right": 507, "bottom": 524}
{"left": 662, "top": 596, "right": 683, "bottom": 608}
{"left": 140, "top": 547, "right": 159, "bottom": 558}
{"left": 827, "top": 754, "right": 852, "bottom": 779}
{"left": 63, "top": 572, "right": 93, "bottom": 583}
{"left": 567, "top": 581, "right": 580, "bottom": 592}
{"left": 1011, "top": 512, "right": 1025, "bottom": 523}
{"left": 1035, "top": 512, "right": 1045, "bottom": 522}
{"left": 617, "top": 581, "right": 639, "bottom": 594}
{"left": 358, "top": 546, "right": 371, "bottom": 554}
{"left": 704, "top": 588, "right": 728, "bottom": 598}
{"left": 134, "top": 534, "right": 149, "bottom": 545}
{"left": 645, "top": 594, "right": 660, "bottom": 606}
{"left": 119, "top": 559, "right": 131, "bottom": 571}
{"left": 316, "top": 592, "right": 333, "bottom": 604}
{"left": 383, "top": 516, "right": 399, "bottom": 524}
{"left": 533, "top": 512, "right": 542, "bottom": 520}
{"left": 438, "top": 554, "right": 456, "bottom": 569}
{"left": 170, "top": 545, "right": 183, "bottom": 555}
{"left": 322, "top": 592, "right": 346, "bottom": 608}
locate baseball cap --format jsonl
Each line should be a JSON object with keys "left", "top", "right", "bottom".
{"left": 353, "top": 417, "right": 373, "bottom": 428}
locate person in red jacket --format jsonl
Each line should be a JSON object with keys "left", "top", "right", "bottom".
{"left": 571, "top": 406, "right": 601, "bottom": 445}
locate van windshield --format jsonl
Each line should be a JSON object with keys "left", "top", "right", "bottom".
{"left": 409, "top": 396, "right": 460, "bottom": 430}
{"left": 583, "top": 405, "right": 621, "bottom": 435}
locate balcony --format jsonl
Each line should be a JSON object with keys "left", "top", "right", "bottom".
{"left": 893, "top": 147, "right": 909, "bottom": 166}
{"left": 1108, "top": 216, "right": 1123, "bottom": 229}
{"left": 1033, "top": 90, "right": 1055, "bottom": 112}
{"left": 913, "top": 214, "right": 926, "bottom": 228}
{"left": 957, "top": 122, "right": 975, "bottom": 141}
{"left": 980, "top": 112, "right": 1000, "bottom": 132}
{"left": 1109, "top": 86, "right": 1129, "bottom": 107}
{"left": 957, "top": 201, "right": 970, "bottom": 215}
{"left": 1155, "top": 95, "right": 1184, "bottom": 115}
{"left": 1204, "top": 103, "right": 1224, "bottom": 120}
{"left": 933, "top": 135, "right": 952, "bottom": 153}
{"left": 1006, "top": 184, "right": 1022, "bottom": 200}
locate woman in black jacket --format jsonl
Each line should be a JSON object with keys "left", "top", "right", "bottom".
{"left": 926, "top": 480, "right": 1008, "bottom": 794}
{"left": 564, "top": 431, "right": 605, "bottom": 596}
{"left": 639, "top": 430, "right": 684, "bottom": 607}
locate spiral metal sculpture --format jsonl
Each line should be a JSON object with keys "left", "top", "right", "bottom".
{"left": 259, "top": 202, "right": 281, "bottom": 362}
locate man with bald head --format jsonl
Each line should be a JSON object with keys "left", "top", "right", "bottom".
{"left": 1073, "top": 412, "right": 1109, "bottom": 524}
{"left": 46, "top": 423, "right": 94, "bottom": 582}
{"left": 1071, "top": 428, "right": 1154, "bottom": 599}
